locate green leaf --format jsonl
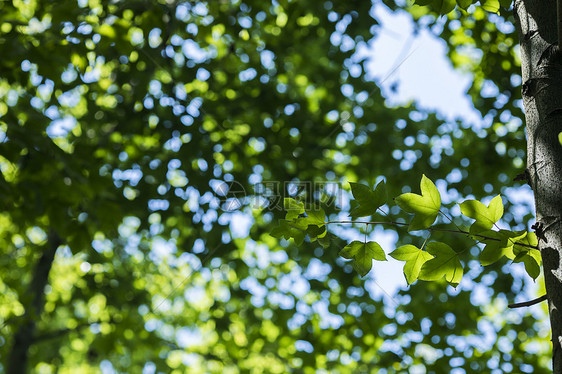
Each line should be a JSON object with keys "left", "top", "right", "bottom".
{"left": 318, "top": 233, "right": 332, "bottom": 248}
{"left": 513, "top": 232, "right": 541, "bottom": 279}
{"left": 306, "top": 207, "right": 326, "bottom": 226}
{"left": 271, "top": 219, "right": 305, "bottom": 244}
{"left": 456, "top": 0, "right": 473, "bottom": 9}
{"left": 414, "top": 0, "right": 434, "bottom": 5}
{"left": 414, "top": 0, "right": 456, "bottom": 14}
{"left": 285, "top": 216, "right": 327, "bottom": 242}
{"left": 340, "top": 241, "right": 386, "bottom": 277}
{"left": 513, "top": 249, "right": 541, "bottom": 280}
{"left": 460, "top": 195, "right": 503, "bottom": 234}
{"left": 271, "top": 219, "right": 291, "bottom": 239}
{"left": 479, "top": 229, "right": 527, "bottom": 265}
{"left": 479, "top": 240, "right": 509, "bottom": 266}
{"left": 514, "top": 231, "right": 538, "bottom": 251}
{"left": 559, "top": 132, "right": 562, "bottom": 146}
{"left": 390, "top": 245, "right": 434, "bottom": 284}
{"left": 418, "top": 242, "right": 463, "bottom": 287}
{"left": 287, "top": 217, "right": 309, "bottom": 230}
{"left": 395, "top": 174, "right": 441, "bottom": 231}
{"left": 437, "top": 0, "right": 457, "bottom": 13}
{"left": 281, "top": 206, "right": 327, "bottom": 243}
{"left": 293, "top": 230, "right": 305, "bottom": 245}
{"left": 306, "top": 224, "right": 326, "bottom": 241}
{"left": 499, "top": 0, "right": 512, "bottom": 8}
{"left": 284, "top": 198, "right": 305, "bottom": 220}
{"left": 523, "top": 255, "right": 541, "bottom": 280}
{"left": 349, "top": 181, "right": 386, "bottom": 218}
{"left": 481, "top": 0, "right": 500, "bottom": 13}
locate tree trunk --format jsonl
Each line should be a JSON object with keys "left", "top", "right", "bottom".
{"left": 6, "top": 230, "right": 62, "bottom": 374}
{"left": 514, "top": 0, "right": 562, "bottom": 371}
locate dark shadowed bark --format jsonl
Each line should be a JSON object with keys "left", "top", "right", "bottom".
{"left": 514, "top": 0, "right": 562, "bottom": 371}
{"left": 6, "top": 230, "right": 62, "bottom": 374}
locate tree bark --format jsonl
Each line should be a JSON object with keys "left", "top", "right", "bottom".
{"left": 514, "top": 0, "right": 562, "bottom": 372}
{"left": 6, "top": 230, "right": 62, "bottom": 374}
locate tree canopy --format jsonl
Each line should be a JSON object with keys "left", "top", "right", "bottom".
{"left": 0, "top": 0, "right": 552, "bottom": 373}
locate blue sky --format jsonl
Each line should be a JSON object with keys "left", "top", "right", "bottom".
{"left": 367, "top": 4, "right": 481, "bottom": 124}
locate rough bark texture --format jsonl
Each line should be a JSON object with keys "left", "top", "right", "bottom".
{"left": 6, "top": 230, "right": 62, "bottom": 374}
{"left": 514, "top": 0, "right": 562, "bottom": 371}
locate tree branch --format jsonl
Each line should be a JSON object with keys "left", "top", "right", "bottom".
{"left": 508, "top": 294, "right": 548, "bottom": 309}
{"left": 325, "top": 220, "right": 539, "bottom": 249}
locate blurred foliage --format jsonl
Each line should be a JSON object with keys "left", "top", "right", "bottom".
{"left": 0, "top": 0, "right": 550, "bottom": 373}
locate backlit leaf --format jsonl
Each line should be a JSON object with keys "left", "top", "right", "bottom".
{"left": 306, "top": 224, "right": 327, "bottom": 241}
{"left": 395, "top": 175, "right": 441, "bottom": 231}
{"left": 513, "top": 250, "right": 541, "bottom": 280}
{"left": 438, "top": 0, "right": 457, "bottom": 13}
{"left": 340, "top": 241, "right": 386, "bottom": 276}
{"left": 514, "top": 231, "right": 538, "bottom": 251}
{"left": 414, "top": 0, "right": 434, "bottom": 5}
{"left": 479, "top": 230, "right": 527, "bottom": 265}
{"left": 305, "top": 207, "right": 326, "bottom": 226}
{"left": 390, "top": 244, "right": 434, "bottom": 284}
{"left": 349, "top": 181, "right": 387, "bottom": 218}
{"left": 481, "top": 0, "right": 500, "bottom": 13}
{"left": 284, "top": 198, "right": 304, "bottom": 220}
{"left": 418, "top": 242, "right": 463, "bottom": 287}
{"left": 271, "top": 219, "right": 305, "bottom": 245}
{"left": 456, "top": 0, "right": 473, "bottom": 9}
{"left": 460, "top": 195, "right": 503, "bottom": 234}
{"left": 513, "top": 232, "right": 541, "bottom": 279}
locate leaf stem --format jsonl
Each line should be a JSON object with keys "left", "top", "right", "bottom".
{"left": 439, "top": 209, "right": 462, "bottom": 231}
{"left": 420, "top": 233, "right": 430, "bottom": 251}
{"left": 377, "top": 207, "right": 389, "bottom": 217}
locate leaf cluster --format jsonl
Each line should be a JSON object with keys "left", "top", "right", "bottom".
{"left": 271, "top": 198, "right": 329, "bottom": 247}
{"left": 275, "top": 175, "right": 541, "bottom": 287}
{"left": 413, "top": 0, "right": 512, "bottom": 14}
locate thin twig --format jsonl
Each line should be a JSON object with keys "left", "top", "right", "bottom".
{"left": 508, "top": 294, "right": 547, "bottom": 308}
{"left": 439, "top": 209, "right": 462, "bottom": 231}
{"left": 420, "top": 232, "right": 430, "bottom": 251}
{"left": 377, "top": 207, "right": 389, "bottom": 217}
{"left": 325, "top": 220, "right": 539, "bottom": 249}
